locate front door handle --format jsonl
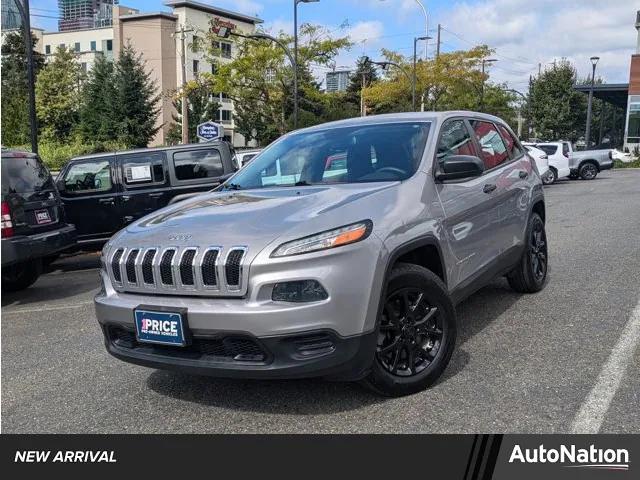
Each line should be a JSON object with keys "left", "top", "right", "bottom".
{"left": 99, "top": 197, "right": 115, "bottom": 205}
{"left": 483, "top": 184, "right": 497, "bottom": 194}
{"left": 149, "top": 192, "right": 163, "bottom": 198}
{"left": 519, "top": 170, "right": 528, "bottom": 179}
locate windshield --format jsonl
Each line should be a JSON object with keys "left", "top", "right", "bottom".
{"left": 226, "top": 122, "right": 430, "bottom": 189}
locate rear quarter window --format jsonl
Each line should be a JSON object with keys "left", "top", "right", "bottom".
{"left": 173, "top": 148, "right": 224, "bottom": 181}
{"left": 1, "top": 155, "right": 54, "bottom": 195}
{"left": 537, "top": 145, "right": 558, "bottom": 156}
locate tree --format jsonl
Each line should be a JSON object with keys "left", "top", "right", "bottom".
{"left": 112, "top": 44, "right": 160, "bottom": 148}
{"left": 35, "top": 46, "right": 83, "bottom": 141}
{"left": 528, "top": 59, "right": 586, "bottom": 141}
{"left": 167, "top": 78, "right": 220, "bottom": 144}
{"left": 1, "top": 28, "right": 45, "bottom": 146}
{"left": 78, "top": 54, "right": 117, "bottom": 142}
{"left": 201, "top": 23, "right": 351, "bottom": 145}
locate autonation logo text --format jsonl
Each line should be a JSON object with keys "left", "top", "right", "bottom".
{"left": 509, "top": 444, "right": 630, "bottom": 471}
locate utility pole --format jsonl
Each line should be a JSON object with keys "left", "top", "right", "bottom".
{"left": 436, "top": 24, "right": 441, "bottom": 59}
{"left": 412, "top": 36, "right": 431, "bottom": 111}
{"left": 585, "top": 56, "right": 599, "bottom": 148}
{"left": 14, "top": 0, "right": 38, "bottom": 154}
{"left": 480, "top": 58, "right": 497, "bottom": 112}
{"left": 177, "top": 25, "right": 193, "bottom": 144}
{"left": 360, "top": 71, "right": 366, "bottom": 117}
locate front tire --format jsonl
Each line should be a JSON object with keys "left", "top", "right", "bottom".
{"left": 507, "top": 213, "right": 548, "bottom": 293}
{"left": 362, "top": 263, "right": 457, "bottom": 397}
{"left": 1, "top": 259, "right": 42, "bottom": 292}
{"left": 579, "top": 162, "right": 598, "bottom": 180}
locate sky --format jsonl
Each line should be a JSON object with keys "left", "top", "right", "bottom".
{"left": 27, "top": 0, "right": 640, "bottom": 91}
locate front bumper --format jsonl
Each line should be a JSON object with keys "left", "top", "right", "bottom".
{"left": 1, "top": 224, "right": 76, "bottom": 267}
{"left": 101, "top": 323, "right": 377, "bottom": 380}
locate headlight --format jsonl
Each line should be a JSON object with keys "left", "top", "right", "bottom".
{"left": 271, "top": 220, "right": 373, "bottom": 257}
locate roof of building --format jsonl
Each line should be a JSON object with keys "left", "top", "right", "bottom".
{"left": 574, "top": 83, "right": 629, "bottom": 108}
{"left": 120, "top": 12, "right": 178, "bottom": 22}
{"left": 164, "top": 0, "right": 263, "bottom": 24}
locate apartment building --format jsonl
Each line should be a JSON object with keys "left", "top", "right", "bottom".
{"left": 325, "top": 69, "right": 351, "bottom": 93}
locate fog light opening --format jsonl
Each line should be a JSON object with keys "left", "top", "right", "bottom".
{"left": 272, "top": 280, "right": 328, "bottom": 303}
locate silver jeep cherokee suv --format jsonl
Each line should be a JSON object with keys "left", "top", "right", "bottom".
{"left": 95, "top": 112, "right": 548, "bottom": 396}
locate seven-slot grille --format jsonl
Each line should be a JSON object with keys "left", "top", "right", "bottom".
{"left": 107, "top": 246, "right": 248, "bottom": 296}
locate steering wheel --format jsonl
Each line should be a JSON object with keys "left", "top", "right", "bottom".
{"left": 375, "top": 166, "right": 406, "bottom": 177}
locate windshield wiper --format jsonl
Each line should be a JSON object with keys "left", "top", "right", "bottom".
{"left": 279, "top": 181, "right": 314, "bottom": 187}
{"left": 223, "top": 182, "right": 243, "bottom": 190}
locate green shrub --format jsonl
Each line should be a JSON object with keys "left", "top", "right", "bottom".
{"left": 614, "top": 158, "right": 640, "bottom": 169}
{"left": 12, "top": 137, "right": 128, "bottom": 171}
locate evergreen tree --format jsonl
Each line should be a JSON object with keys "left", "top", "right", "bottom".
{"left": 346, "top": 55, "right": 379, "bottom": 95}
{"left": 35, "top": 46, "right": 83, "bottom": 140}
{"left": 112, "top": 44, "right": 160, "bottom": 148}
{"left": 1, "top": 28, "right": 45, "bottom": 146}
{"left": 79, "top": 55, "right": 116, "bottom": 142}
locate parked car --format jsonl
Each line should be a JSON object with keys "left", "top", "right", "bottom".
{"left": 564, "top": 142, "right": 613, "bottom": 180}
{"left": 57, "top": 142, "right": 236, "bottom": 249}
{"left": 611, "top": 149, "right": 634, "bottom": 163}
{"left": 523, "top": 141, "right": 571, "bottom": 184}
{"left": 1, "top": 149, "right": 76, "bottom": 291}
{"left": 95, "top": 112, "right": 547, "bottom": 396}
{"left": 235, "top": 149, "right": 262, "bottom": 168}
{"left": 523, "top": 145, "right": 551, "bottom": 183}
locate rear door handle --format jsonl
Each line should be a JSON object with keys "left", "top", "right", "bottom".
{"left": 483, "top": 184, "right": 497, "bottom": 194}
{"left": 149, "top": 192, "right": 164, "bottom": 198}
{"left": 519, "top": 170, "right": 528, "bottom": 179}
{"left": 99, "top": 197, "right": 115, "bottom": 205}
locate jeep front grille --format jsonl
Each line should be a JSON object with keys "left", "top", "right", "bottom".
{"left": 107, "top": 246, "right": 248, "bottom": 297}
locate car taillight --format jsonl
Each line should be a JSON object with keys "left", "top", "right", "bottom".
{"left": 1, "top": 201, "right": 14, "bottom": 238}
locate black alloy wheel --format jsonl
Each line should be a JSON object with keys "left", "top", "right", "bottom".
{"left": 579, "top": 162, "right": 598, "bottom": 180}
{"left": 377, "top": 288, "right": 444, "bottom": 377}
{"left": 529, "top": 219, "right": 547, "bottom": 282}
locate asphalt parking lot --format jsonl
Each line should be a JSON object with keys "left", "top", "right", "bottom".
{"left": 2, "top": 169, "right": 640, "bottom": 433}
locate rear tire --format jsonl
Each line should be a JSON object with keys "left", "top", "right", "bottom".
{"left": 542, "top": 168, "right": 557, "bottom": 185}
{"left": 1, "top": 259, "right": 42, "bottom": 292}
{"left": 362, "top": 263, "right": 456, "bottom": 397}
{"left": 507, "top": 213, "right": 548, "bottom": 293}
{"left": 579, "top": 162, "right": 598, "bottom": 180}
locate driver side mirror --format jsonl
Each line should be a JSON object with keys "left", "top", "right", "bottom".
{"left": 56, "top": 178, "right": 66, "bottom": 193}
{"left": 435, "top": 155, "right": 485, "bottom": 182}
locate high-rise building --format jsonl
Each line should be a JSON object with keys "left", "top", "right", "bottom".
{"left": 58, "top": 0, "right": 118, "bottom": 31}
{"left": 326, "top": 69, "right": 351, "bottom": 93}
{"left": 1, "top": 0, "right": 22, "bottom": 31}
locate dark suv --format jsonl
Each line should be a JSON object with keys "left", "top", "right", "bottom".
{"left": 57, "top": 141, "right": 236, "bottom": 249}
{"left": 1, "top": 149, "right": 76, "bottom": 291}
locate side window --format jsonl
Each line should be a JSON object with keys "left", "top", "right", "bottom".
{"left": 121, "top": 152, "right": 165, "bottom": 187}
{"left": 63, "top": 159, "right": 113, "bottom": 194}
{"left": 436, "top": 119, "right": 477, "bottom": 166}
{"left": 497, "top": 124, "right": 524, "bottom": 159}
{"left": 470, "top": 120, "right": 509, "bottom": 170}
{"left": 173, "top": 149, "right": 224, "bottom": 181}
{"left": 537, "top": 145, "right": 558, "bottom": 156}
{"left": 562, "top": 143, "right": 570, "bottom": 156}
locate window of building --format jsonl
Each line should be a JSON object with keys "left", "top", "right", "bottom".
{"left": 106, "top": 40, "right": 113, "bottom": 51}
{"left": 216, "top": 109, "right": 232, "bottom": 124}
{"left": 173, "top": 149, "right": 224, "bottom": 181}
{"left": 59, "top": 43, "right": 64, "bottom": 50}
{"left": 192, "top": 35, "right": 199, "bottom": 51}
{"left": 211, "top": 63, "right": 217, "bottom": 75}
{"left": 81, "top": 62, "right": 87, "bottom": 73}
{"left": 90, "top": 41, "right": 96, "bottom": 51}
{"left": 45, "top": 45, "right": 51, "bottom": 54}
{"left": 193, "top": 59, "right": 199, "bottom": 75}
{"left": 75, "top": 42, "right": 81, "bottom": 52}
{"left": 121, "top": 153, "right": 165, "bottom": 187}
{"left": 221, "top": 41, "right": 231, "bottom": 58}
{"left": 470, "top": 120, "right": 509, "bottom": 169}
{"left": 627, "top": 97, "right": 640, "bottom": 144}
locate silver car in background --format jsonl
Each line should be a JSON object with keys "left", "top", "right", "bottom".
{"left": 95, "top": 112, "right": 548, "bottom": 396}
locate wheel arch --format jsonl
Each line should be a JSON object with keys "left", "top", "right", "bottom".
{"left": 531, "top": 198, "right": 545, "bottom": 223}
{"left": 387, "top": 236, "right": 447, "bottom": 286}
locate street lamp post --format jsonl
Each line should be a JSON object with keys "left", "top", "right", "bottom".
{"left": 585, "top": 56, "right": 600, "bottom": 148}
{"left": 294, "top": 0, "right": 319, "bottom": 130}
{"left": 413, "top": 36, "right": 431, "bottom": 111}
{"left": 479, "top": 58, "right": 497, "bottom": 111}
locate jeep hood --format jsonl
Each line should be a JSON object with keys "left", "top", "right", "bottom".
{"left": 109, "top": 183, "right": 397, "bottom": 258}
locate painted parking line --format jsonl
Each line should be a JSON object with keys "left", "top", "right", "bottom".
{"left": 571, "top": 299, "right": 640, "bottom": 433}
{"left": 2, "top": 301, "right": 93, "bottom": 315}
